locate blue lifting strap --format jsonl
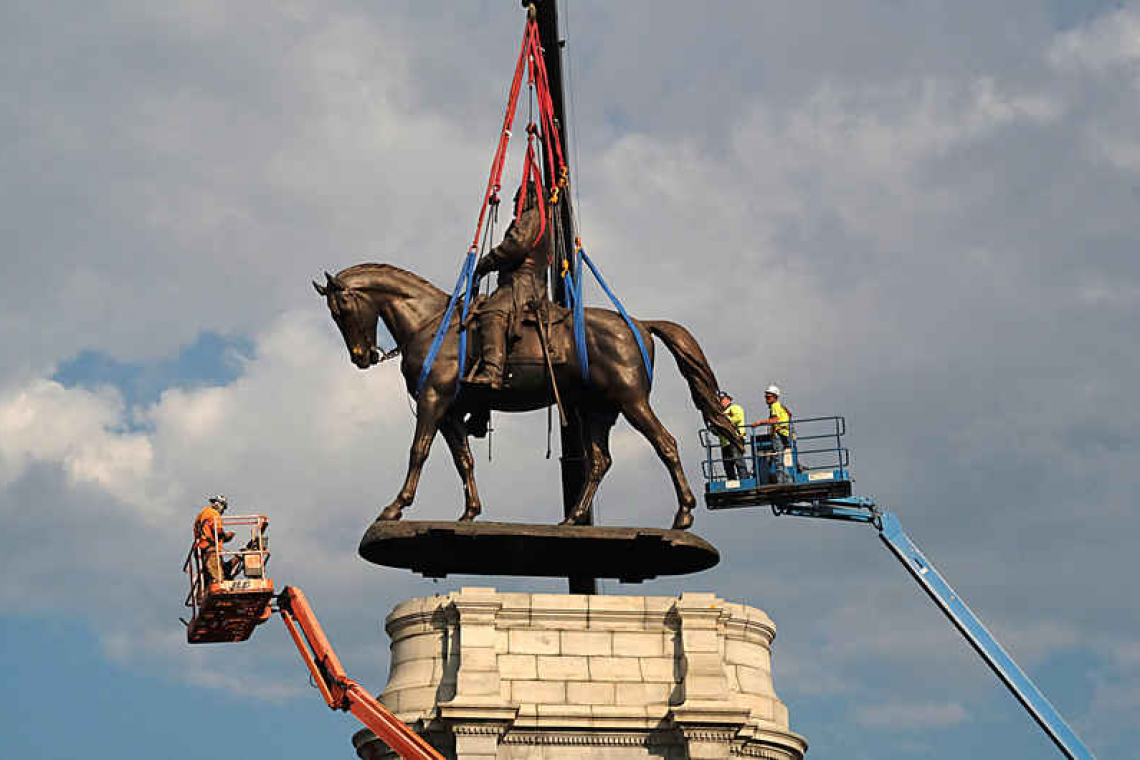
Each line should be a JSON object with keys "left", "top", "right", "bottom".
{"left": 562, "top": 249, "right": 589, "bottom": 382}
{"left": 567, "top": 246, "right": 653, "bottom": 387}
{"left": 416, "top": 250, "right": 478, "bottom": 399}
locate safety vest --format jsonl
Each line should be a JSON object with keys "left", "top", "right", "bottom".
{"left": 194, "top": 506, "right": 223, "bottom": 550}
{"left": 719, "top": 403, "right": 746, "bottom": 446}
{"left": 769, "top": 400, "right": 790, "bottom": 438}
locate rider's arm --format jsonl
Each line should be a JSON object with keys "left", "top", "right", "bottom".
{"left": 475, "top": 209, "right": 541, "bottom": 276}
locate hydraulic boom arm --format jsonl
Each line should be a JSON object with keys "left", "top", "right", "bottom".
{"left": 776, "top": 499, "right": 1094, "bottom": 760}
{"left": 276, "top": 587, "right": 444, "bottom": 760}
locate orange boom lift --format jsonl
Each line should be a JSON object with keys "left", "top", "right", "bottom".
{"left": 182, "top": 516, "right": 443, "bottom": 760}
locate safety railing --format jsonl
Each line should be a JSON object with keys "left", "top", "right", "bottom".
{"left": 183, "top": 515, "right": 271, "bottom": 622}
{"left": 699, "top": 416, "right": 850, "bottom": 485}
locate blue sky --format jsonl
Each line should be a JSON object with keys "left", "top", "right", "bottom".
{"left": 3, "top": 2, "right": 1139, "bottom": 758}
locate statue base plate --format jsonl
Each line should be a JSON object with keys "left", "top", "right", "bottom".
{"left": 358, "top": 520, "right": 719, "bottom": 582}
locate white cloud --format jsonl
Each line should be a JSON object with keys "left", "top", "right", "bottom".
{"left": 853, "top": 700, "right": 969, "bottom": 729}
{"left": 0, "top": 380, "right": 156, "bottom": 506}
{"left": 1049, "top": 7, "right": 1140, "bottom": 73}
{"left": 3, "top": 2, "right": 1140, "bottom": 757}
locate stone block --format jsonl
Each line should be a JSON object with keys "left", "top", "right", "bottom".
{"left": 639, "top": 656, "right": 678, "bottom": 682}
{"left": 460, "top": 648, "right": 499, "bottom": 673}
{"left": 591, "top": 704, "right": 649, "bottom": 720}
{"left": 615, "top": 682, "right": 673, "bottom": 706}
{"left": 498, "top": 654, "right": 537, "bottom": 680}
{"left": 567, "top": 681, "right": 615, "bottom": 705}
{"left": 724, "top": 638, "right": 765, "bottom": 667}
{"left": 613, "top": 631, "right": 666, "bottom": 657}
{"left": 531, "top": 593, "right": 589, "bottom": 612}
{"left": 589, "top": 595, "right": 645, "bottom": 614}
{"left": 735, "top": 665, "right": 776, "bottom": 697}
{"left": 391, "top": 685, "right": 438, "bottom": 715}
{"left": 391, "top": 633, "right": 447, "bottom": 664}
{"left": 740, "top": 692, "right": 777, "bottom": 722}
{"left": 508, "top": 629, "right": 560, "bottom": 655}
{"left": 587, "top": 595, "right": 647, "bottom": 631}
{"left": 685, "top": 652, "right": 725, "bottom": 674}
{"left": 495, "top": 592, "right": 534, "bottom": 611}
{"left": 510, "top": 679, "right": 566, "bottom": 704}
{"left": 455, "top": 668, "right": 500, "bottom": 697}
{"left": 460, "top": 625, "right": 499, "bottom": 649}
{"left": 537, "top": 703, "right": 592, "bottom": 719}
{"left": 682, "top": 674, "right": 728, "bottom": 701}
{"left": 681, "top": 628, "right": 720, "bottom": 653}
{"left": 643, "top": 595, "right": 677, "bottom": 616}
{"left": 676, "top": 592, "right": 721, "bottom": 609}
{"left": 385, "top": 656, "right": 436, "bottom": 688}
{"left": 560, "top": 630, "right": 612, "bottom": 656}
{"left": 537, "top": 655, "right": 588, "bottom": 681}
{"left": 588, "top": 656, "right": 643, "bottom": 682}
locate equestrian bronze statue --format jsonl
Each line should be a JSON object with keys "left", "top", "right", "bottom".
{"left": 314, "top": 255, "right": 742, "bottom": 530}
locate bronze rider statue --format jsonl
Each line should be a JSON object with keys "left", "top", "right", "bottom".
{"left": 467, "top": 182, "right": 552, "bottom": 371}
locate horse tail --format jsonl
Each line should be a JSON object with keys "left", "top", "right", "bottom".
{"left": 645, "top": 320, "right": 744, "bottom": 452}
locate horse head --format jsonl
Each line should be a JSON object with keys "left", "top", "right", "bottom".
{"left": 314, "top": 270, "right": 381, "bottom": 369}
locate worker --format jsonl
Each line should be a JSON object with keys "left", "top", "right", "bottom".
{"left": 717, "top": 391, "right": 748, "bottom": 480}
{"left": 753, "top": 385, "right": 791, "bottom": 483}
{"left": 194, "top": 495, "right": 235, "bottom": 589}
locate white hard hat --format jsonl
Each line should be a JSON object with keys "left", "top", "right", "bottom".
{"left": 765, "top": 385, "right": 781, "bottom": 396}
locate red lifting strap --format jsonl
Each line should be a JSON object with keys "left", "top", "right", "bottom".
{"left": 469, "top": 16, "right": 567, "bottom": 253}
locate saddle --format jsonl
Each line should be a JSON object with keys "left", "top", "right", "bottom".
{"left": 466, "top": 296, "right": 572, "bottom": 369}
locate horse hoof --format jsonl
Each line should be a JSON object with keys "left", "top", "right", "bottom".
{"left": 378, "top": 504, "right": 404, "bottom": 521}
{"left": 458, "top": 507, "right": 481, "bottom": 522}
{"left": 560, "top": 509, "right": 589, "bottom": 526}
{"left": 672, "top": 509, "right": 693, "bottom": 531}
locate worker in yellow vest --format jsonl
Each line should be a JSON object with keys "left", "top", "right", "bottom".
{"left": 753, "top": 385, "right": 791, "bottom": 483}
{"left": 717, "top": 391, "right": 749, "bottom": 480}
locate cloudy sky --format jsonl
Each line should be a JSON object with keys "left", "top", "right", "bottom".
{"left": 2, "top": 1, "right": 1138, "bottom": 758}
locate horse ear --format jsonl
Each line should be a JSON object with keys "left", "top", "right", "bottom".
{"left": 325, "top": 271, "right": 347, "bottom": 291}
{"left": 313, "top": 280, "right": 328, "bottom": 296}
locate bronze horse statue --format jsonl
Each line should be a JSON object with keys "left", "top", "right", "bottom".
{"left": 314, "top": 263, "right": 740, "bottom": 530}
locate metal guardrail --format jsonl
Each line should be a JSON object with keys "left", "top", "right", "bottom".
{"left": 699, "top": 415, "right": 849, "bottom": 483}
{"left": 183, "top": 515, "right": 271, "bottom": 621}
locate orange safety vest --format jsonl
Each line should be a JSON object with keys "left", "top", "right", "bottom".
{"left": 194, "top": 506, "right": 223, "bottom": 550}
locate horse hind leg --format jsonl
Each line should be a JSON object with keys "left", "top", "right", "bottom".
{"left": 438, "top": 414, "right": 483, "bottom": 521}
{"left": 561, "top": 412, "right": 616, "bottom": 526}
{"left": 620, "top": 398, "right": 696, "bottom": 530}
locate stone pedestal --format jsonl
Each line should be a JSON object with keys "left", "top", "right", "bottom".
{"left": 353, "top": 588, "right": 807, "bottom": 760}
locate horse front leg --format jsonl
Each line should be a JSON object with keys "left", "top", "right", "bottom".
{"left": 378, "top": 394, "right": 446, "bottom": 521}
{"left": 438, "top": 414, "right": 483, "bottom": 521}
{"left": 620, "top": 398, "right": 697, "bottom": 530}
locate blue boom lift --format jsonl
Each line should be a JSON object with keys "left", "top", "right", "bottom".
{"left": 699, "top": 416, "right": 1094, "bottom": 760}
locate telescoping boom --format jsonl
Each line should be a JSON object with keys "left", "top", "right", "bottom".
{"left": 700, "top": 416, "right": 1095, "bottom": 759}
{"left": 183, "top": 517, "right": 443, "bottom": 759}
{"left": 779, "top": 499, "right": 1094, "bottom": 760}
{"left": 277, "top": 587, "right": 444, "bottom": 760}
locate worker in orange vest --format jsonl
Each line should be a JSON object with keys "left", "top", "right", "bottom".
{"left": 194, "top": 495, "right": 235, "bottom": 588}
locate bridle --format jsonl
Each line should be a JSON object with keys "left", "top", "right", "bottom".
{"left": 336, "top": 286, "right": 400, "bottom": 365}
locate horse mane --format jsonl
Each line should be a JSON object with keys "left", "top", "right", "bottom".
{"left": 336, "top": 262, "right": 447, "bottom": 300}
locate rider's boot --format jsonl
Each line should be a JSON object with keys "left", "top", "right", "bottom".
{"left": 467, "top": 312, "right": 508, "bottom": 389}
